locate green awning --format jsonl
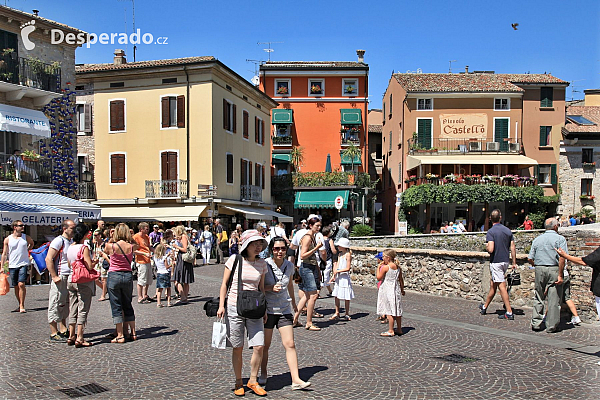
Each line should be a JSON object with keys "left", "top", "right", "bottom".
{"left": 294, "top": 190, "right": 349, "bottom": 209}
{"left": 340, "top": 150, "right": 361, "bottom": 165}
{"left": 272, "top": 109, "right": 293, "bottom": 124}
{"left": 340, "top": 109, "right": 362, "bottom": 125}
{"left": 272, "top": 153, "right": 291, "bottom": 164}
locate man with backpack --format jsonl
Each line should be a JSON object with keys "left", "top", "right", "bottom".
{"left": 45, "top": 219, "right": 75, "bottom": 342}
{"left": 1, "top": 220, "right": 34, "bottom": 313}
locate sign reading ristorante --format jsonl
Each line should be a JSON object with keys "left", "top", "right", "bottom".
{"left": 439, "top": 113, "right": 487, "bottom": 138}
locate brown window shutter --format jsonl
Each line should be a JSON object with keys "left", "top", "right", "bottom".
{"left": 116, "top": 101, "right": 125, "bottom": 131}
{"left": 112, "top": 154, "right": 125, "bottom": 183}
{"left": 117, "top": 155, "right": 125, "bottom": 182}
{"left": 240, "top": 158, "right": 245, "bottom": 185}
{"left": 227, "top": 154, "right": 233, "bottom": 183}
{"left": 232, "top": 104, "right": 237, "bottom": 133}
{"left": 110, "top": 154, "right": 118, "bottom": 182}
{"left": 110, "top": 101, "right": 118, "bottom": 131}
{"left": 223, "top": 99, "right": 229, "bottom": 130}
{"left": 254, "top": 164, "right": 259, "bottom": 186}
{"left": 168, "top": 152, "right": 177, "bottom": 180}
{"left": 161, "top": 97, "right": 170, "bottom": 128}
{"left": 255, "top": 117, "right": 259, "bottom": 143}
{"left": 243, "top": 111, "right": 249, "bottom": 138}
{"left": 177, "top": 95, "right": 185, "bottom": 128}
{"left": 262, "top": 165, "right": 265, "bottom": 189}
{"left": 261, "top": 120, "right": 265, "bottom": 144}
{"left": 249, "top": 161, "right": 253, "bottom": 185}
{"left": 83, "top": 104, "right": 92, "bottom": 132}
{"left": 161, "top": 152, "right": 168, "bottom": 180}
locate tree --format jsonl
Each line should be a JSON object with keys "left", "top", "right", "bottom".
{"left": 290, "top": 146, "right": 304, "bottom": 172}
{"left": 341, "top": 142, "right": 361, "bottom": 175}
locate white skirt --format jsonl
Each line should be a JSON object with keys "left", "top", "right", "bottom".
{"left": 332, "top": 273, "right": 354, "bottom": 300}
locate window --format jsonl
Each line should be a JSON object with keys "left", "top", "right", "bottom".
{"left": 255, "top": 117, "right": 265, "bottom": 145}
{"left": 375, "top": 144, "right": 382, "bottom": 159}
{"left": 537, "top": 164, "right": 557, "bottom": 185}
{"left": 583, "top": 148, "right": 594, "bottom": 163}
{"left": 382, "top": 102, "right": 386, "bottom": 125}
{"left": 110, "top": 82, "right": 124, "bottom": 88}
{"left": 243, "top": 110, "right": 249, "bottom": 139}
{"left": 388, "top": 167, "right": 392, "bottom": 187}
{"left": 110, "top": 153, "right": 126, "bottom": 184}
{"left": 389, "top": 94, "right": 393, "bottom": 119}
{"left": 161, "top": 96, "right": 185, "bottom": 128}
{"left": 240, "top": 159, "right": 252, "bottom": 185}
{"left": 417, "top": 98, "right": 433, "bottom": 110}
{"left": 309, "top": 79, "right": 324, "bottom": 96}
{"left": 342, "top": 164, "right": 359, "bottom": 174}
{"left": 223, "top": 99, "right": 236, "bottom": 133}
{"left": 389, "top": 132, "right": 392, "bottom": 151}
{"left": 109, "top": 100, "right": 125, "bottom": 132}
{"left": 540, "top": 87, "right": 553, "bottom": 108}
{"left": 416, "top": 118, "right": 432, "bottom": 149}
{"left": 276, "top": 164, "right": 288, "bottom": 176}
{"left": 162, "top": 77, "right": 177, "bottom": 84}
{"left": 226, "top": 153, "right": 233, "bottom": 184}
{"left": 78, "top": 155, "right": 90, "bottom": 182}
{"left": 581, "top": 179, "right": 593, "bottom": 196}
{"left": 342, "top": 79, "right": 358, "bottom": 96}
{"left": 76, "top": 103, "right": 91, "bottom": 134}
{"left": 255, "top": 163, "right": 264, "bottom": 188}
{"left": 160, "top": 151, "right": 178, "bottom": 181}
{"left": 275, "top": 124, "right": 290, "bottom": 137}
{"left": 275, "top": 79, "right": 290, "bottom": 96}
{"left": 494, "top": 118, "right": 509, "bottom": 151}
{"left": 495, "top": 98, "right": 510, "bottom": 110}
{"left": 398, "top": 162, "right": 402, "bottom": 182}
{"left": 539, "top": 126, "right": 551, "bottom": 146}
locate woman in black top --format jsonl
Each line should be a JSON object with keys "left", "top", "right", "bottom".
{"left": 556, "top": 246, "right": 600, "bottom": 319}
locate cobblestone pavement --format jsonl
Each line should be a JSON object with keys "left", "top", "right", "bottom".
{"left": 1, "top": 263, "right": 599, "bottom": 399}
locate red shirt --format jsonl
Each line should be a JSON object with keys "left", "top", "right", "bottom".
{"left": 524, "top": 220, "right": 533, "bottom": 230}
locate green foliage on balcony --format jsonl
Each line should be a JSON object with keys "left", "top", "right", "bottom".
{"left": 401, "top": 183, "right": 545, "bottom": 207}
{"left": 272, "top": 135, "right": 292, "bottom": 145}
{"left": 292, "top": 172, "right": 375, "bottom": 188}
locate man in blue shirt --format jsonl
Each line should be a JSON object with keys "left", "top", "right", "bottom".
{"left": 569, "top": 215, "right": 577, "bottom": 226}
{"left": 480, "top": 209, "right": 517, "bottom": 320}
{"left": 528, "top": 218, "right": 566, "bottom": 333}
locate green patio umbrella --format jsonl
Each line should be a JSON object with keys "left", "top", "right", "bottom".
{"left": 325, "top": 153, "right": 332, "bottom": 172}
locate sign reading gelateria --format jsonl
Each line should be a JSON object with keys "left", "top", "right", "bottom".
{"left": 439, "top": 113, "right": 487, "bottom": 139}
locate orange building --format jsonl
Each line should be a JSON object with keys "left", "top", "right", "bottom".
{"left": 259, "top": 52, "right": 369, "bottom": 222}
{"left": 381, "top": 70, "right": 568, "bottom": 234}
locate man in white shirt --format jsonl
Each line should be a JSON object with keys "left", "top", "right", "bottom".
{"left": 1, "top": 220, "right": 34, "bottom": 313}
{"left": 45, "top": 219, "right": 75, "bottom": 342}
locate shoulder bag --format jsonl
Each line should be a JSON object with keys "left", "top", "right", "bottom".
{"left": 182, "top": 238, "right": 197, "bottom": 263}
{"left": 236, "top": 255, "right": 267, "bottom": 319}
{"left": 71, "top": 245, "right": 100, "bottom": 283}
{"left": 204, "top": 255, "right": 241, "bottom": 317}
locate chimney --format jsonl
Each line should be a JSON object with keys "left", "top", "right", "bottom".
{"left": 356, "top": 49, "right": 365, "bottom": 63}
{"left": 32, "top": 9, "right": 39, "bottom": 16}
{"left": 465, "top": 65, "right": 469, "bottom": 74}
{"left": 113, "top": 49, "right": 126, "bottom": 65}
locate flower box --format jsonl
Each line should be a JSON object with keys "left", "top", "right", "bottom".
{"left": 583, "top": 162, "right": 596, "bottom": 168}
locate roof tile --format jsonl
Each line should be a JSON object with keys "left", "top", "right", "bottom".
{"left": 261, "top": 61, "right": 366, "bottom": 69}
{"left": 76, "top": 56, "right": 216, "bottom": 74}
{"left": 565, "top": 106, "right": 600, "bottom": 134}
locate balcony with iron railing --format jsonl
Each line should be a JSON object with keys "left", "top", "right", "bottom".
{"left": 78, "top": 182, "right": 97, "bottom": 201}
{"left": 408, "top": 137, "right": 521, "bottom": 155}
{"left": 240, "top": 184, "right": 262, "bottom": 202}
{"left": 0, "top": 53, "right": 61, "bottom": 93}
{"left": 404, "top": 174, "right": 537, "bottom": 188}
{"left": 145, "top": 180, "right": 188, "bottom": 198}
{"left": 272, "top": 135, "right": 293, "bottom": 146}
{"left": 341, "top": 126, "right": 361, "bottom": 146}
{"left": 0, "top": 153, "right": 52, "bottom": 184}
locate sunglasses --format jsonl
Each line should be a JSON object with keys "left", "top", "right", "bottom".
{"left": 272, "top": 247, "right": 287, "bottom": 251}
{"left": 15, "top": 224, "right": 25, "bottom": 227}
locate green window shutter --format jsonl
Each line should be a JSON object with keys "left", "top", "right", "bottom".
{"left": 551, "top": 164, "right": 557, "bottom": 184}
{"left": 417, "top": 119, "right": 432, "bottom": 149}
{"left": 539, "top": 126, "right": 546, "bottom": 146}
{"left": 541, "top": 87, "right": 553, "bottom": 108}
{"left": 494, "top": 118, "right": 509, "bottom": 151}
{"left": 535, "top": 165, "right": 540, "bottom": 180}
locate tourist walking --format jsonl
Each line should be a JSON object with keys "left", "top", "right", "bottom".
{"left": 259, "top": 236, "right": 310, "bottom": 390}
{"left": 200, "top": 225, "right": 213, "bottom": 265}
{"left": 217, "top": 229, "right": 268, "bottom": 397}
{"left": 329, "top": 238, "right": 354, "bottom": 321}
{"left": 133, "top": 222, "right": 153, "bottom": 304}
{"left": 171, "top": 225, "right": 194, "bottom": 304}
{"left": 376, "top": 249, "right": 405, "bottom": 336}
{"left": 105, "top": 223, "right": 138, "bottom": 343}
{"left": 528, "top": 218, "right": 567, "bottom": 333}
{"left": 479, "top": 209, "right": 516, "bottom": 320}
{"left": 1, "top": 220, "right": 34, "bottom": 313}
{"left": 153, "top": 241, "right": 173, "bottom": 308}
{"left": 319, "top": 226, "right": 336, "bottom": 297}
{"left": 229, "top": 231, "right": 240, "bottom": 256}
{"left": 46, "top": 219, "right": 75, "bottom": 342}
{"left": 214, "top": 219, "right": 225, "bottom": 264}
{"left": 66, "top": 223, "right": 97, "bottom": 348}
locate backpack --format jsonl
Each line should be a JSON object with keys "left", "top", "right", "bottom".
{"left": 30, "top": 237, "right": 65, "bottom": 274}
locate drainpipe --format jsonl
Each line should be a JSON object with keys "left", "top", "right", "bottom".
{"left": 184, "top": 66, "right": 190, "bottom": 198}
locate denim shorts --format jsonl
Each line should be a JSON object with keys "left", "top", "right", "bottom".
{"left": 9, "top": 265, "right": 27, "bottom": 286}
{"left": 156, "top": 273, "right": 171, "bottom": 289}
{"left": 298, "top": 263, "right": 319, "bottom": 292}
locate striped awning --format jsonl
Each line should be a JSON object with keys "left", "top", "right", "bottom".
{"left": 0, "top": 203, "right": 78, "bottom": 225}
{"left": 0, "top": 191, "right": 101, "bottom": 220}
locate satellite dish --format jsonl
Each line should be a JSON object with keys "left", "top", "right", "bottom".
{"left": 251, "top": 76, "right": 260, "bottom": 86}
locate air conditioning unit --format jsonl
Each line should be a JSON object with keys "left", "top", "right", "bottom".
{"left": 486, "top": 142, "right": 500, "bottom": 151}
{"left": 469, "top": 141, "right": 482, "bottom": 151}
{"left": 508, "top": 142, "right": 520, "bottom": 152}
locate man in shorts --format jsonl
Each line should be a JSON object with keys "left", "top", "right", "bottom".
{"left": 479, "top": 209, "right": 516, "bottom": 320}
{"left": 133, "top": 222, "right": 153, "bottom": 303}
{"left": 1, "top": 220, "right": 34, "bottom": 313}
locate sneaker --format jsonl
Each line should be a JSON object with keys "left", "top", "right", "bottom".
{"left": 479, "top": 304, "right": 487, "bottom": 315}
{"left": 569, "top": 316, "right": 582, "bottom": 325}
{"left": 49, "top": 333, "right": 66, "bottom": 343}
{"left": 58, "top": 330, "right": 69, "bottom": 339}
{"left": 498, "top": 312, "right": 514, "bottom": 320}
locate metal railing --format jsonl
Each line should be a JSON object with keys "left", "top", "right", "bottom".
{"left": 145, "top": 179, "right": 188, "bottom": 198}
{"left": 272, "top": 135, "right": 292, "bottom": 145}
{"left": 240, "top": 184, "right": 262, "bottom": 201}
{"left": 78, "top": 182, "right": 97, "bottom": 200}
{"left": 0, "top": 154, "right": 52, "bottom": 183}
{"left": 404, "top": 175, "right": 537, "bottom": 188}
{"left": 0, "top": 53, "right": 61, "bottom": 92}
{"left": 408, "top": 137, "right": 521, "bottom": 155}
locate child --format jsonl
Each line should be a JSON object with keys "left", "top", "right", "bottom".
{"left": 376, "top": 249, "right": 405, "bottom": 336}
{"left": 154, "top": 242, "right": 173, "bottom": 307}
{"left": 329, "top": 238, "right": 354, "bottom": 321}
{"left": 373, "top": 252, "right": 387, "bottom": 323}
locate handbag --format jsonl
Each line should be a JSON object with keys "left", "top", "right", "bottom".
{"left": 182, "top": 238, "right": 197, "bottom": 263}
{"left": 204, "top": 255, "right": 241, "bottom": 317}
{"left": 235, "top": 255, "right": 267, "bottom": 319}
{"left": 0, "top": 272, "right": 9, "bottom": 295}
{"left": 71, "top": 245, "right": 100, "bottom": 283}
{"left": 506, "top": 271, "right": 521, "bottom": 287}
{"left": 211, "top": 318, "right": 227, "bottom": 349}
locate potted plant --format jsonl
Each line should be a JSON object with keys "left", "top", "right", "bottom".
{"left": 21, "top": 149, "right": 41, "bottom": 161}
{"left": 345, "top": 85, "right": 356, "bottom": 94}
{"left": 290, "top": 146, "right": 304, "bottom": 172}
{"left": 310, "top": 84, "right": 322, "bottom": 95}
{"left": 276, "top": 85, "right": 289, "bottom": 95}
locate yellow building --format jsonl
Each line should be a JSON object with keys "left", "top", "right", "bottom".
{"left": 76, "top": 51, "right": 289, "bottom": 228}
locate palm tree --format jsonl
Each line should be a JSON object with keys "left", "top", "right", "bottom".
{"left": 341, "top": 143, "right": 361, "bottom": 183}
{"left": 290, "top": 146, "right": 304, "bottom": 172}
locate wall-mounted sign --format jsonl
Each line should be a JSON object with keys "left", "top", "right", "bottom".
{"left": 439, "top": 113, "right": 487, "bottom": 139}
{"left": 398, "top": 221, "right": 408, "bottom": 236}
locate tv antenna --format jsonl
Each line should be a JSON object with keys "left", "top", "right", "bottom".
{"left": 246, "top": 59, "right": 264, "bottom": 86}
{"left": 118, "top": 0, "right": 137, "bottom": 61}
{"left": 449, "top": 60, "right": 457, "bottom": 73}
{"left": 569, "top": 79, "right": 585, "bottom": 101}
{"left": 257, "top": 41, "right": 282, "bottom": 62}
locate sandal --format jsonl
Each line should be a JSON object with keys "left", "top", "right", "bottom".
{"left": 313, "top": 312, "right": 324, "bottom": 318}
{"left": 381, "top": 319, "right": 388, "bottom": 324}
{"left": 305, "top": 325, "right": 321, "bottom": 331}
{"left": 111, "top": 336, "right": 126, "bottom": 344}
{"left": 129, "top": 334, "right": 138, "bottom": 342}
{"left": 75, "top": 340, "right": 93, "bottom": 348}
{"left": 342, "top": 315, "right": 352, "bottom": 321}
{"left": 66, "top": 337, "right": 76, "bottom": 346}
{"left": 292, "top": 321, "right": 303, "bottom": 328}
{"left": 380, "top": 331, "right": 395, "bottom": 337}
{"left": 329, "top": 314, "right": 340, "bottom": 321}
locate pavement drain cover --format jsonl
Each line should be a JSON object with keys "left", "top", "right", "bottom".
{"left": 434, "top": 354, "right": 479, "bottom": 363}
{"left": 58, "top": 383, "right": 109, "bottom": 398}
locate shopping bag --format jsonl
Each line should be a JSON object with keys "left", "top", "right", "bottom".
{"left": 211, "top": 318, "right": 227, "bottom": 349}
{"left": 0, "top": 272, "right": 9, "bottom": 295}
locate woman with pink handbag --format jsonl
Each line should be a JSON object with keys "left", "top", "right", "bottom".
{"left": 66, "top": 223, "right": 99, "bottom": 348}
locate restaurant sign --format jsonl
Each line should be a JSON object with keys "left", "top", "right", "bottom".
{"left": 439, "top": 113, "right": 487, "bottom": 139}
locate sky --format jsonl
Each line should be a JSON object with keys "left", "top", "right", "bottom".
{"left": 8, "top": 0, "right": 600, "bottom": 108}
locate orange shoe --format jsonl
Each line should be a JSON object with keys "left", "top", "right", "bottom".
{"left": 233, "top": 384, "right": 245, "bottom": 396}
{"left": 247, "top": 382, "right": 267, "bottom": 396}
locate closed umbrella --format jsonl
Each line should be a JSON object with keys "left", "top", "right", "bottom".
{"left": 325, "top": 153, "right": 331, "bottom": 172}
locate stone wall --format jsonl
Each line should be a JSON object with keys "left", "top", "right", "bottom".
{"left": 349, "top": 227, "right": 600, "bottom": 322}
{"left": 559, "top": 149, "right": 598, "bottom": 218}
